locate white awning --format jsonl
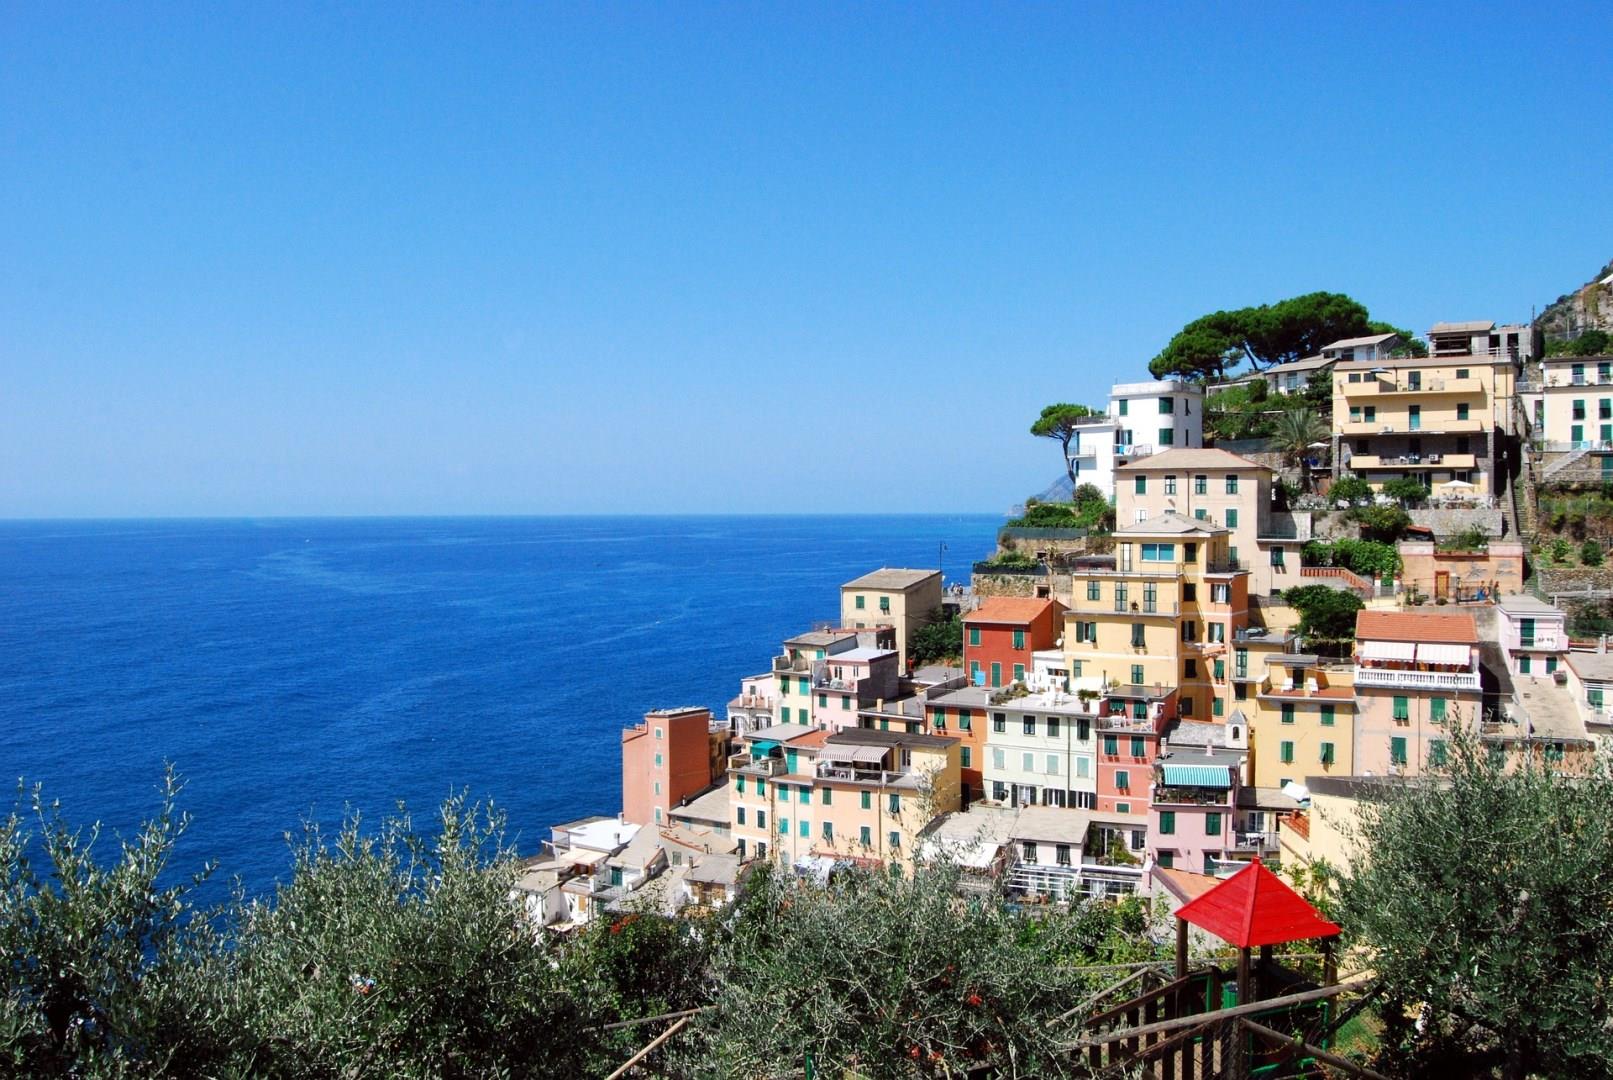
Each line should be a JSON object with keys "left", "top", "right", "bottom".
{"left": 1417, "top": 642, "right": 1472, "bottom": 666}
{"left": 1360, "top": 640, "right": 1416, "bottom": 661}
{"left": 825, "top": 744, "right": 887, "bottom": 764}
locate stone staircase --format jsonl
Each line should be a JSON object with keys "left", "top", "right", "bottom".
{"left": 1542, "top": 444, "right": 1595, "bottom": 484}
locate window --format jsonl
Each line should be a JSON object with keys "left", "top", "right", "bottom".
{"left": 1130, "top": 736, "right": 1145, "bottom": 757}
{"left": 1056, "top": 844, "right": 1072, "bottom": 866}
{"left": 799, "top": 677, "right": 809, "bottom": 694}
{"left": 990, "top": 662, "right": 1002, "bottom": 688}
{"left": 1021, "top": 751, "right": 1034, "bottom": 771}
{"left": 1159, "top": 396, "right": 1175, "bottom": 414}
{"left": 655, "top": 727, "right": 664, "bottom": 740}
{"left": 1430, "top": 698, "right": 1446, "bottom": 724}
{"left": 779, "top": 816, "right": 788, "bottom": 836}
{"left": 1350, "top": 405, "right": 1361, "bottom": 422}
{"left": 1281, "top": 703, "right": 1295, "bottom": 725}
{"left": 888, "top": 793, "right": 900, "bottom": 813}
{"left": 1457, "top": 402, "right": 1470, "bottom": 421}
{"left": 1165, "top": 474, "right": 1178, "bottom": 494}
{"left": 959, "top": 710, "right": 971, "bottom": 731}
{"left": 930, "top": 709, "right": 945, "bottom": 730}
{"left": 1023, "top": 716, "right": 1036, "bottom": 735}
{"left": 878, "top": 596, "right": 890, "bottom": 613}
{"left": 654, "top": 752, "right": 663, "bottom": 767}
{"left": 860, "top": 825, "right": 872, "bottom": 846}
{"left": 1077, "top": 717, "right": 1090, "bottom": 740}
{"left": 1186, "top": 657, "right": 1198, "bottom": 676}
{"left": 992, "top": 748, "right": 1005, "bottom": 769}
{"left": 1270, "top": 546, "right": 1285, "bottom": 568}
{"left": 860, "top": 791, "right": 871, "bottom": 810}
{"left": 1213, "top": 697, "right": 1225, "bottom": 717}
{"left": 1087, "top": 580, "right": 1100, "bottom": 601}
{"left": 818, "top": 693, "right": 827, "bottom": 707}
{"left": 1134, "top": 476, "right": 1147, "bottom": 495}
{"left": 1320, "top": 742, "right": 1335, "bottom": 765}
{"left": 1116, "top": 802, "right": 1131, "bottom": 814}
{"left": 1207, "top": 623, "right": 1225, "bottom": 643}
{"left": 1013, "top": 663, "right": 1025, "bottom": 683}
{"left": 1118, "top": 398, "right": 1128, "bottom": 416}
{"left": 1225, "top": 508, "right": 1238, "bottom": 529}
{"left": 968, "top": 626, "right": 981, "bottom": 647}
{"left": 1321, "top": 704, "right": 1335, "bottom": 726}
{"left": 1280, "top": 740, "right": 1294, "bottom": 764}
{"left": 1429, "top": 740, "right": 1447, "bottom": 767}
{"left": 1225, "top": 475, "right": 1239, "bottom": 494}
{"left": 1103, "top": 734, "right": 1118, "bottom": 756}
{"left": 1115, "top": 769, "right": 1129, "bottom": 790}
{"left": 1603, "top": 399, "right": 1612, "bottom": 421}
{"left": 1141, "top": 543, "right": 1175, "bottom": 561}
{"left": 1115, "top": 583, "right": 1129, "bottom": 610}
{"left": 1392, "top": 696, "right": 1409, "bottom": 722}
{"left": 1011, "top": 629, "right": 1025, "bottom": 650}
{"left": 1183, "top": 583, "right": 1197, "bottom": 602}
{"left": 1047, "top": 717, "right": 1060, "bottom": 738}
{"left": 780, "top": 707, "right": 790, "bottom": 722}
{"left": 737, "top": 777, "right": 746, "bottom": 795}
{"left": 822, "top": 821, "right": 834, "bottom": 842}
{"left": 1159, "top": 810, "right": 1176, "bottom": 835}
{"left": 888, "top": 831, "right": 901, "bottom": 850}
{"left": 1158, "top": 851, "right": 1174, "bottom": 868}
{"left": 1131, "top": 624, "right": 1146, "bottom": 648}
{"left": 841, "top": 695, "right": 850, "bottom": 710}
{"left": 1574, "top": 399, "right": 1586, "bottom": 421}
{"left": 757, "top": 811, "right": 767, "bottom": 829}
{"left": 1364, "top": 406, "right": 1375, "bottom": 423}
{"left": 1130, "top": 663, "right": 1144, "bottom": 685}
{"left": 960, "top": 746, "right": 971, "bottom": 768}
{"left": 1046, "top": 754, "right": 1058, "bottom": 774}
{"left": 855, "top": 594, "right": 865, "bottom": 609}
{"left": 821, "top": 787, "right": 832, "bottom": 806}
{"left": 736, "top": 807, "right": 746, "bottom": 825}
{"left": 1194, "top": 474, "right": 1207, "bottom": 494}
{"left": 992, "top": 712, "right": 1006, "bottom": 733}
{"left": 799, "top": 787, "right": 811, "bottom": 804}
{"left": 1390, "top": 737, "right": 1408, "bottom": 766}
{"left": 1205, "top": 812, "right": 1222, "bottom": 835}
{"left": 755, "top": 779, "right": 766, "bottom": 795}
{"left": 1212, "top": 658, "right": 1224, "bottom": 680}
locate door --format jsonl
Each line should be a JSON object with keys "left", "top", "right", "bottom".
{"left": 1435, "top": 571, "right": 1450, "bottom": 601}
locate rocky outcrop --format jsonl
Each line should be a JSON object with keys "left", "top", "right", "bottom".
{"left": 1537, "top": 258, "right": 1613, "bottom": 338}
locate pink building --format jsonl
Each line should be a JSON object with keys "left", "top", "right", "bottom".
{"left": 1146, "top": 748, "right": 1242, "bottom": 877}
{"left": 1094, "top": 687, "right": 1176, "bottom": 817}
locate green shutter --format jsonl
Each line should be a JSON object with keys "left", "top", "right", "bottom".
{"left": 1205, "top": 812, "right": 1222, "bottom": 835}
{"left": 1280, "top": 740, "right": 1294, "bottom": 764}
{"left": 1393, "top": 696, "right": 1409, "bottom": 721}
{"left": 1159, "top": 811, "right": 1175, "bottom": 835}
{"left": 1430, "top": 698, "right": 1446, "bottom": 723}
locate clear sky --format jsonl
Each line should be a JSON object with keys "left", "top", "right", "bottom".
{"left": 3, "top": 4, "right": 1609, "bottom": 517}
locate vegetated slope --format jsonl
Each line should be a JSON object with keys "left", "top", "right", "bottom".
{"left": 1536, "top": 257, "right": 1613, "bottom": 338}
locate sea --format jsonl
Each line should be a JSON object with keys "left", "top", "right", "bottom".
{"left": 0, "top": 515, "right": 998, "bottom": 906}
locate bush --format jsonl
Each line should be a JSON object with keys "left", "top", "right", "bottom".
{"left": 1380, "top": 477, "right": 1430, "bottom": 507}
{"left": 1349, "top": 504, "right": 1412, "bottom": 543}
{"left": 1281, "top": 584, "right": 1365, "bottom": 641}
{"left": 1302, "top": 538, "right": 1399, "bottom": 581}
{"left": 1583, "top": 540, "right": 1605, "bottom": 567}
{"left": 908, "top": 609, "right": 964, "bottom": 665}
{"left": 1328, "top": 474, "right": 1373, "bottom": 506}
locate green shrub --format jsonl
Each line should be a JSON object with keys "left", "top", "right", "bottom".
{"left": 1328, "top": 474, "right": 1373, "bottom": 505}
{"left": 1583, "top": 540, "right": 1605, "bottom": 567}
{"left": 1380, "top": 477, "right": 1430, "bottom": 507}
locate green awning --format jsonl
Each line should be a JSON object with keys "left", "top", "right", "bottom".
{"left": 752, "top": 740, "right": 781, "bottom": 756}
{"left": 1161, "top": 764, "right": 1232, "bottom": 788}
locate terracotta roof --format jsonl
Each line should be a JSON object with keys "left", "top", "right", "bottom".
{"left": 1152, "top": 866, "right": 1221, "bottom": 905}
{"left": 964, "top": 597, "right": 1064, "bottom": 625}
{"left": 1175, "top": 861, "right": 1341, "bottom": 948}
{"left": 791, "top": 729, "right": 832, "bottom": 748}
{"left": 1116, "top": 448, "right": 1267, "bottom": 472}
{"left": 1355, "top": 609, "right": 1478, "bottom": 644}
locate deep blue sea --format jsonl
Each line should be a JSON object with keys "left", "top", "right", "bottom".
{"left": 0, "top": 516, "right": 996, "bottom": 905}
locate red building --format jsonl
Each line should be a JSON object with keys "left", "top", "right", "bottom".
{"left": 963, "top": 597, "right": 1066, "bottom": 688}
{"left": 1095, "top": 688, "right": 1176, "bottom": 817}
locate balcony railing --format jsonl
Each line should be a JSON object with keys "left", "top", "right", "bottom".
{"left": 1233, "top": 830, "right": 1280, "bottom": 851}
{"left": 729, "top": 754, "right": 784, "bottom": 776}
{"left": 1353, "top": 666, "right": 1481, "bottom": 692}
{"left": 816, "top": 763, "right": 901, "bottom": 784}
{"left": 1152, "top": 787, "right": 1231, "bottom": 807}
{"left": 773, "top": 655, "right": 810, "bottom": 674}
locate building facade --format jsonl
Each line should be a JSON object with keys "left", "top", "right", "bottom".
{"left": 621, "top": 706, "right": 728, "bottom": 827}
{"left": 964, "top": 596, "right": 1066, "bottom": 688}
{"left": 1351, "top": 610, "right": 1482, "bottom": 775}
{"left": 840, "top": 568, "right": 943, "bottom": 668}
{"left": 978, "top": 690, "right": 1099, "bottom": 809}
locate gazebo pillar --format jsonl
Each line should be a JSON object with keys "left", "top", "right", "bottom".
{"left": 1175, "top": 916, "right": 1188, "bottom": 979}
{"left": 1322, "top": 937, "right": 1337, "bottom": 985}
{"left": 1236, "top": 947, "right": 1251, "bottom": 1005}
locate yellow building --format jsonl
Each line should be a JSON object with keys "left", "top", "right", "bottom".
{"left": 840, "top": 568, "right": 943, "bottom": 669}
{"left": 1115, "top": 447, "right": 1307, "bottom": 599}
{"left": 1246, "top": 652, "right": 1358, "bottom": 789}
{"left": 1063, "top": 512, "right": 1250, "bottom": 725}
{"left": 1332, "top": 353, "right": 1517, "bottom": 498}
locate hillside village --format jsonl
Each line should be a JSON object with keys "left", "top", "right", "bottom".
{"left": 515, "top": 266, "right": 1613, "bottom": 937}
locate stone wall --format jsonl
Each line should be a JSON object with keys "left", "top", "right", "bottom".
{"left": 1535, "top": 566, "right": 1613, "bottom": 597}
{"left": 1407, "top": 508, "right": 1506, "bottom": 539}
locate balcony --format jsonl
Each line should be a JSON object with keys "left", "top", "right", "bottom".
{"left": 1152, "top": 786, "right": 1232, "bottom": 807}
{"left": 1339, "top": 418, "right": 1487, "bottom": 436}
{"left": 1345, "top": 376, "right": 1483, "bottom": 396}
{"left": 729, "top": 753, "right": 784, "bottom": 776}
{"left": 1349, "top": 453, "right": 1478, "bottom": 470}
{"left": 1233, "top": 830, "right": 1281, "bottom": 852}
{"left": 1353, "top": 666, "right": 1481, "bottom": 692}
{"left": 772, "top": 655, "right": 811, "bottom": 674}
{"left": 1514, "top": 633, "right": 1566, "bottom": 652}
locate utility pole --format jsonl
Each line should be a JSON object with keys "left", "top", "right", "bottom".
{"left": 938, "top": 540, "right": 947, "bottom": 586}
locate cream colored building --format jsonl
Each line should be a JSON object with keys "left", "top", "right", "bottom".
{"left": 1115, "top": 448, "right": 1307, "bottom": 598}
{"left": 1520, "top": 355, "right": 1613, "bottom": 468}
{"left": 1332, "top": 352, "right": 1518, "bottom": 498}
{"left": 1063, "top": 512, "right": 1251, "bottom": 725}
{"left": 841, "top": 568, "right": 943, "bottom": 668}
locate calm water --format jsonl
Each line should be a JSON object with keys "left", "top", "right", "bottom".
{"left": 0, "top": 516, "right": 995, "bottom": 904}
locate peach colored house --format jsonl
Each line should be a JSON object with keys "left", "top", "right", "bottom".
{"left": 1397, "top": 540, "right": 1524, "bottom": 601}
{"left": 1351, "top": 610, "right": 1481, "bottom": 776}
{"left": 621, "top": 707, "right": 729, "bottom": 828}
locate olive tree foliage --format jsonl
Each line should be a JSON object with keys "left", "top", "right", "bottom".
{"left": 1340, "top": 731, "right": 1613, "bottom": 1079}
{"left": 0, "top": 776, "right": 705, "bottom": 1077}
{"left": 675, "top": 862, "right": 1164, "bottom": 1078}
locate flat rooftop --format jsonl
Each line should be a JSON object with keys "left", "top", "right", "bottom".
{"left": 842, "top": 568, "right": 940, "bottom": 591}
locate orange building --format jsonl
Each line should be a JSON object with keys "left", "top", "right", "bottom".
{"left": 621, "top": 706, "right": 729, "bottom": 827}
{"left": 964, "top": 597, "right": 1068, "bottom": 688}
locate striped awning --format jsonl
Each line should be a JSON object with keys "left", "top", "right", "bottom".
{"left": 1417, "top": 642, "right": 1471, "bottom": 666}
{"left": 825, "top": 744, "right": 886, "bottom": 764}
{"left": 1161, "top": 764, "right": 1232, "bottom": 788}
{"left": 1359, "top": 640, "right": 1416, "bottom": 661}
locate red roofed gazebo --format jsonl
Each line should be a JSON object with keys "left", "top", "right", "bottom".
{"left": 1173, "top": 860, "right": 1341, "bottom": 1005}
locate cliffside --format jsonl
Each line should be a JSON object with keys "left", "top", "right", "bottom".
{"left": 1536, "top": 257, "right": 1613, "bottom": 339}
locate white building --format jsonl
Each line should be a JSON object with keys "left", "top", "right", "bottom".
{"left": 979, "top": 690, "right": 1100, "bottom": 809}
{"left": 1496, "top": 595, "right": 1569, "bottom": 678}
{"left": 1064, "top": 379, "right": 1206, "bottom": 499}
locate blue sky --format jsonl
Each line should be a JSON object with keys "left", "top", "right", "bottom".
{"left": 3, "top": 4, "right": 1609, "bottom": 516}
